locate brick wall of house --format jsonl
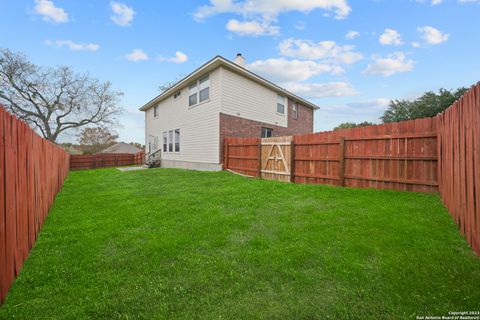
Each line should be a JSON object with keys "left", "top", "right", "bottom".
{"left": 287, "top": 99, "right": 314, "bottom": 133}
{"left": 219, "top": 99, "right": 314, "bottom": 162}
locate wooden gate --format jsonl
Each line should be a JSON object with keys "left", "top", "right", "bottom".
{"left": 260, "top": 136, "right": 293, "bottom": 182}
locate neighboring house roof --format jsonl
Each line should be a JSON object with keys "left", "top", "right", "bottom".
{"left": 139, "top": 55, "right": 320, "bottom": 111}
{"left": 100, "top": 142, "right": 143, "bottom": 154}
{"left": 61, "top": 145, "right": 83, "bottom": 155}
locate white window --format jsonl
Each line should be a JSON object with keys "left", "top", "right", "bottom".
{"left": 189, "top": 74, "right": 210, "bottom": 107}
{"left": 174, "top": 91, "right": 181, "bottom": 100}
{"left": 188, "top": 82, "right": 197, "bottom": 106}
{"left": 168, "top": 130, "right": 173, "bottom": 152}
{"left": 154, "top": 105, "right": 159, "bottom": 117}
{"left": 163, "top": 132, "right": 167, "bottom": 152}
{"left": 261, "top": 127, "right": 273, "bottom": 138}
{"left": 163, "top": 129, "right": 180, "bottom": 153}
{"left": 199, "top": 75, "right": 210, "bottom": 103}
{"left": 293, "top": 102, "right": 298, "bottom": 119}
{"left": 277, "top": 94, "right": 285, "bottom": 114}
{"left": 175, "top": 129, "right": 180, "bottom": 152}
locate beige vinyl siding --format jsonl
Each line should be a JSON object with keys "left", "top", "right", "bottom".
{"left": 219, "top": 67, "right": 288, "bottom": 128}
{"left": 145, "top": 68, "right": 221, "bottom": 164}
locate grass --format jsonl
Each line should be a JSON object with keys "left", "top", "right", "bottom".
{"left": 1, "top": 168, "right": 479, "bottom": 319}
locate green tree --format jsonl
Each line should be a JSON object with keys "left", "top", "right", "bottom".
{"left": 381, "top": 87, "right": 467, "bottom": 123}
{"left": 334, "top": 121, "right": 375, "bottom": 131}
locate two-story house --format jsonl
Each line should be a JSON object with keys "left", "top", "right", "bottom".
{"left": 140, "top": 54, "right": 319, "bottom": 171}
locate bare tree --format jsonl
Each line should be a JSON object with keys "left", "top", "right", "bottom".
{"left": 77, "top": 127, "right": 118, "bottom": 154}
{"left": 0, "top": 48, "right": 123, "bottom": 142}
{"left": 158, "top": 74, "right": 185, "bottom": 93}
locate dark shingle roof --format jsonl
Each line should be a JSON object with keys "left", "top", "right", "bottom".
{"left": 100, "top": 142, "right": 142, "bottom": 154}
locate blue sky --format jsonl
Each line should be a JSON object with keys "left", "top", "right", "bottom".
{"left": 1, "top": 0, "right": 479, "bottom": 143}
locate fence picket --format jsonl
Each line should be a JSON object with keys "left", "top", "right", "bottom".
{"left": 223, "top": 83, "right": 480, "bottom": 254}
{"left": 69, "top": 152, "right": 144, "bottom": 170}
{"left": 0, "top": 106, "right": 69, "bottom": 304}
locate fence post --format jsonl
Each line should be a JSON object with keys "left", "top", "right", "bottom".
{"left": 258, "top": 139, "right": 262, "bottom": 178}
{"left": 290, "top": 139, "right": 295, "bottom": 183}
{"left": 338, "top": 137, "right": 345, "bottom": 186}
{"left": 224, "top": 140, "right": 229, "bottom": 170}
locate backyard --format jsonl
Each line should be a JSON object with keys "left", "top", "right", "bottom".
{"left": 0, "top": 168, "right": 479, "bottom": 319}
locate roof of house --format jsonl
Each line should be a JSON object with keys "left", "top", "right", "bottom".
{"left": 100, "top": 142, "right": 143, "bottom": 154}
{"left": 60, "top": 145, "right": 83, "bottom": 155}
{"left": 139, "top": 55, "right": 320, "bottom": 112}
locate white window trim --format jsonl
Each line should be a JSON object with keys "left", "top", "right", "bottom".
{"left": 153, "top": 105, "right": 159, "bottom": 118}
{"left": 162, "top": 132, "right": 167, "bottom": 153}
{"left": 188, "top": 74, "right": 210, "bottom": 108}
{"left": 162, "top": 129, "right": 181, "bottom": 153}
{"left": 188, "top": 98, "right": 211, "bottom": 109}
{"left": 276, "top": 94, "right": 286, "bottom": 116}
{"left": 174, "top": 91, "right": 182, "bottom": 101}
{"left": 261, "top": 127, "right": 274, "bottom": 138}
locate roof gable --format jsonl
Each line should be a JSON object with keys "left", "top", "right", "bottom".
{"left": 139, "top": 56, "right": 320, "bottom": 111}
{"left": 100, "top": 142, "right": 142, "bottom": 154}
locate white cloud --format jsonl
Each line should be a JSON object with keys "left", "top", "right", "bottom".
{"left": 347, "top": 99, "right": 390, "bottom": 110}
{"left": 379, "top": 28, "right": 403, "bottom": 46}
{"left": 345, "top": 30, "right": 359, "bottom": 40}
{"left": 282, "top": 82, "right": 358, "bottom": 98}
{"left": 411, "top": 41, "right": 421, "bottom": 48}
{"left": 45, "top": 40, "right": 99, "bottom": 51}
{"left": 417, "top": 26, "right": 449, "bottom": 45}
{"left": 194, "top": 0, "right": 352, "bottom": 21}
{"left": 34, "top": 0, "right": 68, "bottom": 23}
{"left": 169, "top": 51, "right": 188, "bottom": 64}
{"left": 226, "top": 19, "right": 279, "bottom": 36}
{"left": 416, "top": 0, "right": 480, "bottom": 4}
{"left": 321, "top": 98, "right": 390, "bottom": 114}
{"left": 415, "top": 0, "right": 443, "bottom": 5}
{"left": 363, "top": 52, "right": 414, "bottom": 77}
{"left": 316, "top": 98, "right": 393, "bottom": 131}
{"left": 295, "top": 21, "right": 306, "bottom": 30}
{"left": 110, "top": 1, "right": 135, "bottom": 26}
{"left": 125, "top": 49, "right": 148, "bottom": 62}
{"left": 247, "top": 58, "right": 344, "bottom": 82}
{"left": 158, "top": 51, "right": 188, "bottom": 64}
{"left": 278, "top": 38, "right": 363, "bottom": 64}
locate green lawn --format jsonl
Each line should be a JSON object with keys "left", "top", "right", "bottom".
{"left": 1, "top": 168, "right": 479, "bottom": 319}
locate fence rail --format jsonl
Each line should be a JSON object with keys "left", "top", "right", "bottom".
{"left": 70, "top": 152, "right": 144, "bottom": 170}
{"left": 437, "top": 83, "right": 480, "bottom": 254}
{"left": 224, "top": 82, "right": 480, "bottom": 254}
{"left": 225, "top": 116, "right": 438, "bottom": 192}
{"left": 0, "top": 106, "right": 70, "bottom": 303}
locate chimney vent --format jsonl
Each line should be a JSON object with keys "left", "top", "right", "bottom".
{"left": 233, "top": 53, "right": 245, "bottom": 68}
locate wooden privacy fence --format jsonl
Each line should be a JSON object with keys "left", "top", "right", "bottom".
{"left": 224, "top": 82, "right": 480, "bottom": 254}
{"left": 0, "top": 106, "right": 70, "bottom": 303}
{"left": 225, "top": 116, "right": 438, "bottom": 192}
{"left": 261, "top": 136, "right": 294, "bottom": 183}
{"left": 437, "top": 83, "right": 480, "bottom": 254}
{"left": 70, "top": 152, "right": 144, "bottom": 170}
{"left": 293, "top": 117, "right": 438, "bottom": 192}
{"left": 223, "top": 137, "right": 261, "bottom": 177}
